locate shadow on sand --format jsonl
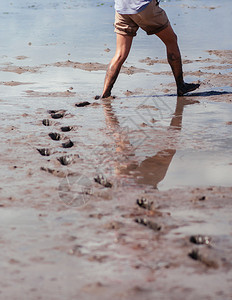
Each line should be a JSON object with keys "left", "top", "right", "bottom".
{"left": 121, "top": 90, "right": 232, "bottom": 99}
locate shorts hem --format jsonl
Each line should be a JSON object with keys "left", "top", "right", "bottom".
{"left": 114, "top": 28, "right": 137, "bottom": 37}
{"left": 146, "top": 21, "right": 170, "bottom": 35}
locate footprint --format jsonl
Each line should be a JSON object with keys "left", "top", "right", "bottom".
{"left": 37, "top": 148, "right": 51, "bottom": 156}
{"left": 61, "top": 126, "right": 73, "bottom": 132}
{"left": 51, "top": 112, "right": 65, "bottom": 119}
{"left": 190, "top": 235, "right": 211, "bottom": 245}
{"left": 75, "top": 101, "right": 90, "bottom": 107}
{"left": 58, "top": 155, "right": 74, "bottom": 166}
{"left": 136, "top": 197, "right": 154, "bottom": 210}
{"left": 188, "top": 249, "right": 218, "bottom": 268}
{"left": 62, "top": 140, "right": 74, "bottom": 148}
{"left": 40, "top": 167, "right": 75, "bottom": 178}
{"left": 94, "top": 175, "right": 112, "bottom": 188}
{"left": 49, "top": 132, "right": 61, "bottom": 141}
{"left": 42, "top": 119, "right": 51, "bottom": 126}
{"left": 135, "top": 218, "right": 161, "bottom": 232}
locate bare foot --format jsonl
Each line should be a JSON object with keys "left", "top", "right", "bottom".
{"left": 94, "top": 94, "right": 115, "bottom": 100}
{"left": 177, "top": 83, "right": 200, "bottom": 96}
{"left": 101, "top": 94, "right": 112, "bottom": 99}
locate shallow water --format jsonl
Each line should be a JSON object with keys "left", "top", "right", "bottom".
{"left": 109, "top": 95, "right": 232, "bottom": 190}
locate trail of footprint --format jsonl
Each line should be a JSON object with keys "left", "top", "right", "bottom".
{"left": 39, "top": 108, "right": 79, "bottom": 168}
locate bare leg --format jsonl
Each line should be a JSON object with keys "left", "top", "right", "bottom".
{"left": 156, "top": 24, "right": 200, "bottom": 96}
{"left": 101, "top": 34, "right": 133, "bottom": 98}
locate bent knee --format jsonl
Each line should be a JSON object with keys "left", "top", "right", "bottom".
{"left": 112, "top": 52, "right": 128, "bottom": 65}
{"left": 167, "top": 51, "right": 180, "bottom": 62}
{"left": 172, "top": 32, "right": 178, "bottom": 43}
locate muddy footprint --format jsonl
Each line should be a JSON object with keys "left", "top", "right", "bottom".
{"left": 136, "top": 197, "right": 154, "bottom": 210}
{"left": 135, "top": 217, "right": 161, "bottom": 232}
{"left": 49, "top": 132, "right": 61, "bottom": 141}
{"left": 75, "top": 101, "right": 90, "bottom": 107}
{"left": 188, "top": 249, "right": 218, "bottom": 268}
{"left": 42, "top": 119, "right": 51, "bottom": 126}
{"left": 62, "top": 140, "right": 74, "bottom": 148}
{"left": 40, "top": 167, "right": 74, "bottom": 178}
{"left": 190, "top": 235, "right": 211, "bottom": 246}
{"left": 94, "top": 175, "right": 112, "bottom": 188}
{"left": 51, "top": 112, "right": 65, "bottom": 119}
{"left": 58, "top": 155, "right": 76, "bottom": 166}
{"left": 61, "top": 126, "right": 74, "bottom": 132}
{"left": 37, "top": 148, "right": 51, "bottom": 156}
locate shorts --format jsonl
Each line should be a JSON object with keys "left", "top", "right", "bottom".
{"left": 114, "top": 0, "right": 170, "bottom": 37}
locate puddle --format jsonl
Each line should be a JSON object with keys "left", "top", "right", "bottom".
{"left": 102, "top": 95, "right": 232, "bottom": 189}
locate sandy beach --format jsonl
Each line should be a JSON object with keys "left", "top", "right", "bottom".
{"left": 0, "top": 0, "right": 232, "bottom": 299}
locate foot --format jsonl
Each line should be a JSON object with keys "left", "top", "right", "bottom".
{"left": 94, "top": 94, "right": 115, "bottom": 100}
{"left": 94, "top": 93, "right": 111, "bottom": 100}
{"left": 101, "top": 92, "right": 111, "bottom": 99}
{"left": 177, "top": 82, "right": 200, "bottom": 96}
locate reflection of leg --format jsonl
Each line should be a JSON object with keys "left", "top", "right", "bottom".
{"left": 170, "top": 96, "right": 199, "bottom": 129}
{"left": 137, "top": 149, "right": 176, "bottom": 187}
{"left": 101, "top": 34, "right": 133, "bottom": 98}
{"left": 170, "top": 96, "right": 185, "bottom": 129}
{"left": 156, "top": 24, "right": 200, "bottom": 96}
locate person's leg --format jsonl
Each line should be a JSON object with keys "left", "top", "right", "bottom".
{"left": 155, "top": 24, "right": 200, "bottom": 96}
{"left": 101, "top": 34, "right": 133, "bottom": 98}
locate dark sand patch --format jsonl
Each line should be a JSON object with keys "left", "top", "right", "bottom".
{"left": 0, "top": 65, "right": 40, "bottom": 74}
{"left": 202, "top": 64, "right": 232, "bottom": 70}
{"left": 140, "top": 57, "right": 222, "bottom": 66}
{"left": 208, "top": 50, "right": 232, "bottom": 64}
{"left": 0, "top": 81, "right": 33, "bottom": 86}
{"left": 51, "top": 60, "right": 148, "bottom": 75}
{"left": 15, "top": 56, "right": 29, "bottom": 60}
{"left": 24, "top": 90, "right": 76, "bottom": 97}
{"left": 124, "top": 88, "right": 144, "bottom": 96}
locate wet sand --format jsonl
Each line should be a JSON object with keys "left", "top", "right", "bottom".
{"left": 0, "top": 0, "right": 232, "bottom": 299}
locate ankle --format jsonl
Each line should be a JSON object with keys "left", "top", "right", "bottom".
{"left": 101, "top": 92, "right": 111, "bottom": 99}
{"left": 177, "top": 81, "right": 185, "bottom": 89}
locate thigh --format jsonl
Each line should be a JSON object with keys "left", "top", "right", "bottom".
{"left": 132, "top": 0, "right": 170, "bottom": 35}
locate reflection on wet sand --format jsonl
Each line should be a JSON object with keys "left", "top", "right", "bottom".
{"left": 102, "top": 97, "right": 198, "bottom": 189}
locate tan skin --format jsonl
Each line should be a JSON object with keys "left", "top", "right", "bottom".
{"left": 101, "top": 24, "right": 199, "bottom": 98}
